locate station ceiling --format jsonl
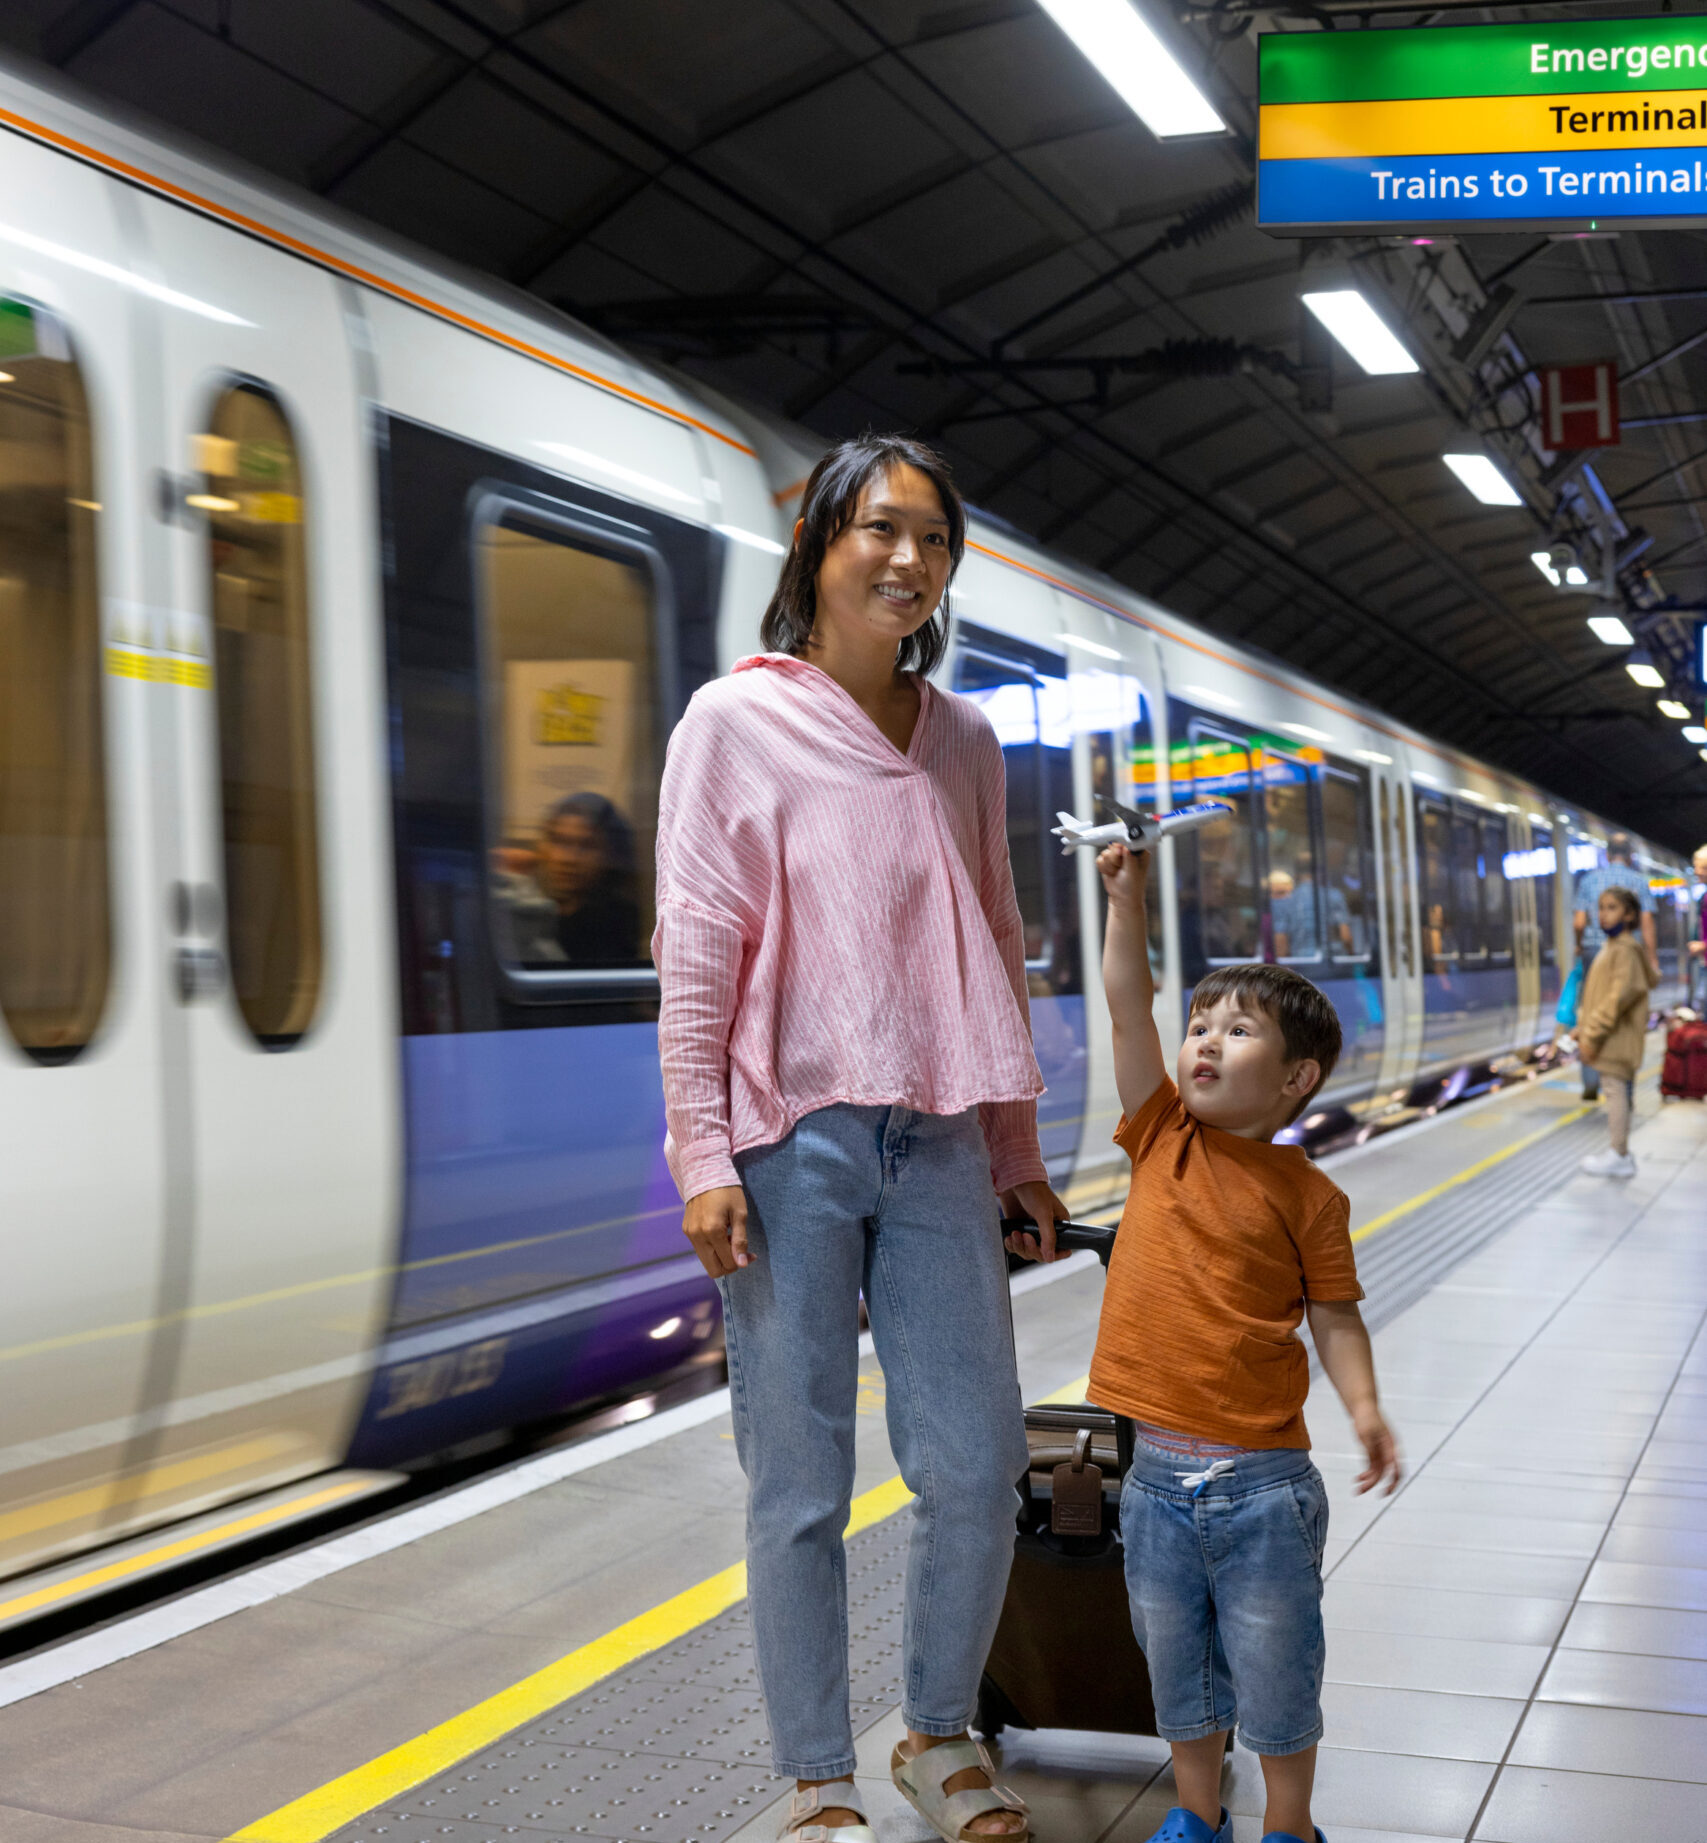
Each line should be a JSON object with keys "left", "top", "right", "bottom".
{"left": 9, "top": 0, "right": 1707, "bottom": 849}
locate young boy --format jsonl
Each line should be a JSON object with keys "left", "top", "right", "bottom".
{"left": 1012, "top": 842, "right": 1400, "bottom": 1843}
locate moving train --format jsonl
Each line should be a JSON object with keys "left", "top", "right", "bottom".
{"left": 0, "top": 53, "right": 1694, "bottom": 1604}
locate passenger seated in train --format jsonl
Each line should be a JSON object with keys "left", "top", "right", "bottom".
{"left": 1011, "top": 838, "right": 1401, "bottom": 1843}
{"left": 491, "top": 792, "right": 641, "bottom": 967}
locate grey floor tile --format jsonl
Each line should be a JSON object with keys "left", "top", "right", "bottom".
{"left": 1325, "top": 1629, "right": 1550, "bottom": 1700}
{"left": 1508, "top": 1700, "right": 1707, "bottom": 1781}
{"left": 1558, "top": 1601, "right": 1707, "bottom": 1662}
{"left": 1540, "top": 1645, "right": 1707, "bottom": 1716}
{"left": 1369, "top": 1509, "right": 1608, "bottom": 1560}
{"left": 1600, "top": 1519, "right": 1707, "bottom": 1571}
{"left": 1321, "top": 1683, "right": 1524, "bottom": 1761}
{"left": 1385, "top": 1476, "right": 1623, "bottom": 1527}
{"left": 1475, "top": 1761, "right": 1707, "bottom": 1840}
{"left": 1611, "top": 1486, "right": 1707, "bottom": 1527}
{"left": 1580, "top": 1558, "right": 1707, "bottom": 1612}
{"left": 0, "top": 1813, "right": 216, "bottom": 1843}
{"left": 1331, "top": 1540, "right": 1590, "bottom": 1600}
{"left": 1323, "top": 1582, "right": 1570, "bottom": 1648}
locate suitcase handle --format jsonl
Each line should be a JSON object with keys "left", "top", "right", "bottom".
{"left": 1000, "top": 1218, "right": 1117, "bottom": 1267}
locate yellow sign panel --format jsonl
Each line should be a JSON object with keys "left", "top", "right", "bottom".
{"left": 1263, "top": 91, "right": 1707, "bottom": 160}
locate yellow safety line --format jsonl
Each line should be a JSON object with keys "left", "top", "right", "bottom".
{"left": 227, "top": 1473, "right": 915, "bottom": 1843}
{"left": 1350, "top": 1100, "right": 1595, "bottom": 1245}
{"left": 0, "top": 1479, "right": 373, "bottom": 1625}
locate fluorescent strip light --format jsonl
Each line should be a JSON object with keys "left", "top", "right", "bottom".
{"left": 1700, "top": 747, "right": 1707, "bottom": 762}
{"left": 535, "top": 442, "right": 700, "bottom": 506}
{"left": 714, "top": 523, "right": 787, "bottom": 554}
{"left": 1658, "top": 699, "right": 1692, "bottom": 719}
{"left": 1457, "top": 786, "right": 1485, "bottom": 802}
{"left": 1627, "top": 662, "right": 1666, "bottom": 688}
{"left": 1181, "top": 682, "right": 1241, "bottom": 710}
{"left": 1054, "top": 632, "right": 1122, "bottom": 659}
{"left": 1685, "top": 726, "right": 1707, "bottom": 744}
{"left": 1354, "top": 747, "right": 1394, "bottom": 764}
{"left": 1587, "top": 614, "right": 1634, "bottom": 644}
{"left": 1302, "top": 291, "right": 1419, "bottom": 376}
{"left": 1412, "top": 769, "right": 1441, "bottom": 785}
{"left": 1443, "top": 453, "right": 1523, "bottom": 506}
{"left": 1530, "top": 550, "right": 1560, "bottom": 587}
{"left": 1529, "top": 812, "right": 1552, "bottom": 828}
{"left": 1279, "top": 721, "right": 1334, "bottom": 743}
{"left": 0, "top": 222, "right": 250, "bottom": 324}
{"left": 1036, "top": 0, "right": 1226, "bottom": 138}
{"left": 1565, "top": 565, "right": 1589, "bottom": 585}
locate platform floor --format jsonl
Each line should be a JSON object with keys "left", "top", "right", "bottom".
{"left": 2, "top": 1070, "right": 1705, "bottom": 1843}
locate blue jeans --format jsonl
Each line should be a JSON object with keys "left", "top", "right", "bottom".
{"left": 724, "top": 1104, "right": 1028, "bottom": 1778}
{"left": 1120, "top": 1434, "right": 1328, "bottom": 1756}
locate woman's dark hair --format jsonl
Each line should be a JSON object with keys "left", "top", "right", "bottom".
{"left": 760, "top": 434, "right": 966, "bottom": 676}
{"left": 546, "top": 792, "right": 636, "bottom": 898}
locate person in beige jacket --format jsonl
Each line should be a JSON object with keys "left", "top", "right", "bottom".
{"left": 1577, "top": 884, "right": 1658, "bottom": 1179}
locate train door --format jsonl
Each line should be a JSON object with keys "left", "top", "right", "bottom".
{"left": 951, "top": 624, "right": 1086, "bottom": 1187}
{"left": 1508, "top": 816, "right": 1542, "bottom": 1048}
{"left": 0, "top": 152, "right": 176, "bottom": 1576}
{"left": 1374, "top": 774, "right": 1423, "bottom": 1092}
{"left": 105, "top": 198, "right": 398, "bottom": 1534}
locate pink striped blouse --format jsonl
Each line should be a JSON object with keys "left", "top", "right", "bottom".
{"left": 653, "top": 654, "right": 1048, "bottom": 1202}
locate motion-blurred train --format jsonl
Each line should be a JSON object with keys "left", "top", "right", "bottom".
{"left": 0, "top": 54, "right": 1695, "bottom": 1603}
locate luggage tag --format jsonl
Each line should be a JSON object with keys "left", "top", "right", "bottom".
{"left": 1051, "top": 1428, "right": 1104, "bottom": 1536}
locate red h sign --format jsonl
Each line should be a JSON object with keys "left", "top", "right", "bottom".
{"left": 1542, "top": 362, "right": 1620, "bottom": 449}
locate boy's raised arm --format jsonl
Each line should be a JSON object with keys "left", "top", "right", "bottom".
{"left": 1099, "top": 843, "right": 1169, "bottom": 1120}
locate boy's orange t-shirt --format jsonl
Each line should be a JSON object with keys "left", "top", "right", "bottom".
{"left": 1088, "top": 1077, "right": 1363, "bottom": 1449}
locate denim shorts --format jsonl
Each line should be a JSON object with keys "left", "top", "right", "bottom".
{"left": 1119, "top": 1434, "right": 1328, "bottom": 1755}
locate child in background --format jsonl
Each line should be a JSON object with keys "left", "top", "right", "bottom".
{"left": 1578, "top": 884, "right": 1657, "bottom": 1179}
{"left": 1012, "top": 840, "right": 1400, "bottom": 1843}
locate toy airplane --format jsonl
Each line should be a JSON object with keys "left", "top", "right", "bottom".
{"left": 1051, "top": 797, "right": 1232, "bottom": 856}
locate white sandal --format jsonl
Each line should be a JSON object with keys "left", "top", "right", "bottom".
{"left": 778, "top": 1779, "right": 878, "bottom": 1843}
{"left": 890, "top": 1738, "right": 1030, "bottom": 1843}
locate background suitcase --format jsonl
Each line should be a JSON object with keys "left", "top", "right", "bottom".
{"left": 980, "top": 1221, "right": 1212, "bottom": 1748}
{"left": 1661, "top": 1018, "right": 1707, "bottom": 1100}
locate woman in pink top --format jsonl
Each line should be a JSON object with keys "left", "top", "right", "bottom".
{"left": 654, "top": 437, "right": 1063, "bottom": 1843}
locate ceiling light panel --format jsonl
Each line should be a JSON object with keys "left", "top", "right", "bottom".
{"left": 1658, "top": 699, "right": 1692, "bottom": 720}
{"left": 1684, "top": 726, "right": 1707, "bottom": 744}
{"left": 1301, "top": 291, "right": 1419, "bottom": 376}
{"left": 1443, "top": 453, "right": 1523, "bottom": 506}
{"left": 1587, "top": 614, "right": 1634, "bottom": 645}
{"left": 1627, "top": 662, "right": 1666, "bottom": 688}
{"left": 1036, "top": 0, "right": 1227, "bottom": 139}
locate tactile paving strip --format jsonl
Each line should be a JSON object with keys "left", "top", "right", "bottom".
{"left": 326, "top": 1094, "right": 1616, "bottom": 1843}
{"left": 331, "top": 1518, "right": 911, "bottom": 1843}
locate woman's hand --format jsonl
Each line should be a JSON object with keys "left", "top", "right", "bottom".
{"left": 683, "top": 1186, "right": 751, "bottom": 1278}
{"left": 1001, "top": 1180, "right": 1068, "bottom": 1263}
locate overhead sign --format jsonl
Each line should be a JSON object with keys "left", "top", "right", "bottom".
{"left": 1542, "top": 362, "right": 1620, "bottom": 447}
{"left": 1259, "top": 19, "right": 1707, "bottom": 232}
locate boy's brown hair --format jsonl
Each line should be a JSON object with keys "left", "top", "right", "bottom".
{"left": 1188, "top": 965, "right": 1342, "bottom": 1123}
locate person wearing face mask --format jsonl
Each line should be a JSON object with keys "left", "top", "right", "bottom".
{"left": 653, "top": 436, "right": 1065, "bottom": 1843}
{"left": 1577, "top": 885, "right": 1657, "bottom": 1180}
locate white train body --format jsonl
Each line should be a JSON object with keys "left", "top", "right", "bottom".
{"left": 0, "top": 55, "right": 1690, "bottom": 1596}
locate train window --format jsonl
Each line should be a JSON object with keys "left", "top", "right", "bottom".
{"left": 0, "top": 300, "right": 109, "bottom": 1063}
{"left": 1534, "top": 837, "right": 1556, "bottom": 965}
{"left": 954, "top": 639, "right": 1079, "bottom": 996}
{"left": 1189, "top": 727, "right": 1259, "bottom": 962}
{"left": 202, "top": 384, "right": 322, "bottom": 1047}
{"left": 1416, "top": 796, "right": 1458, "bottom": 970}
{"left": 1085, "top": 674, "right": 1161, "bottom": 970}
{"left": 1480, "top": 815, "right": 1513, "bottom": 963}
{"left": 1261, "top": 749, "right": 1320, "bottom": 962}
{"left": 1322, "top": 766, "right": 1376, "bottom": 966}
{"left": 480, "top": 512, "right": 660, "bottom": 980}
{"left": 1450, "top": 809, "right": 1488, "bottom": 965}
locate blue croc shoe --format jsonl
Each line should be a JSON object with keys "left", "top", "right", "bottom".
{"left": 1142, "top": 1809, "right": 1232, "bottom": 1843}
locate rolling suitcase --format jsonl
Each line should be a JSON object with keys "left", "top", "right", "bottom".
{"left": 1661, "top": 1017, "right": 1707, "bottom": 1100}
{"left": 979, "top": 1221, "right": 1176, "bottom": 1745}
